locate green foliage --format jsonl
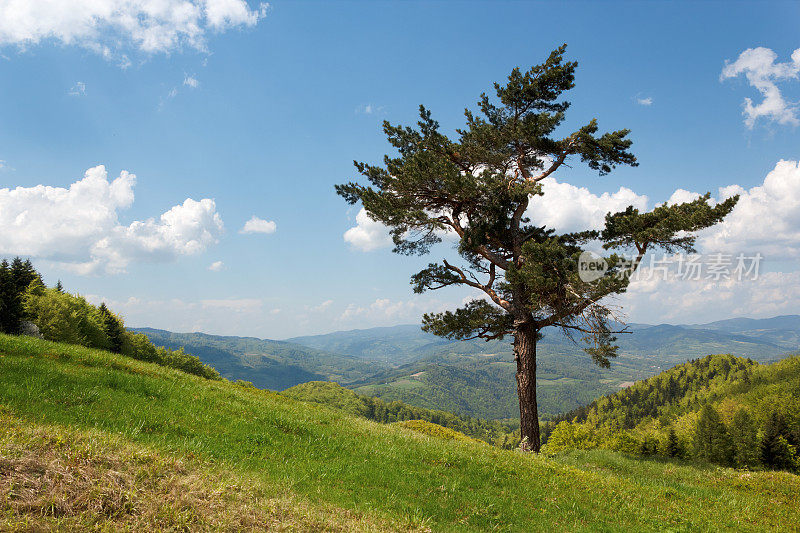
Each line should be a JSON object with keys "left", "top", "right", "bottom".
{"left": 665, "top": 428, "right": 681, "bottom": 458}
{"left": 761, "top": 412, "right": 799, "bottom": 472}
{"left": 6, "top": 258, "right": 219, "bottom": 381}
{"left": 541, "top": 353, "right": 800, "bottom": 473}
{"left": 99, "top": 302, "right": 125, "bottom": 353}
{"left": 694, "top": 405, "right": 733, "bottom": 466}
{"left": 0, "top": 257, "right": 43, "bottom": 334}
{"left": 23, "top": 286, "right": 110, "bottom": 350}
{"left": 731, "top": 408, "right": 759, "bottom": 468}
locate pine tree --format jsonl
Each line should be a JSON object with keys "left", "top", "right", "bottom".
{"left": 99, "top": 303, "right": 125, "bottom": 354}
{"left": 336, "top": 45, "right": 738, "bottom": 452}
{"left": 55, "top": 280, "right": 64, "bottom": 292}
{"left": 730, "top": 408, "right": 760, "bottom": 468}
{"left": 694, "top": 405, "right": 733, "bottom": 466}
{"left": 666, "top": 428, "right": 680, "bottom": 458}
{"left": 761, "top": 411, "right": 797, "bottom": 471}
{"left": 0, "top": 260, "right": 10, "bottom": 333}
{"left": 0, "top": 257, "right": 43, "bottom": 333}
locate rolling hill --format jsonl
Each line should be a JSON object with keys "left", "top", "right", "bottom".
{"left": 542, "top": 353, "right": 800, "bottom": 468}
{"left": 135, "top": 316, "right": 800, "bottom": 421}
{"left": 131, "top": 327, "right": 386, "bottom": 391}
{"left": 1, "top": 333, "right": 798, "bottom": 531}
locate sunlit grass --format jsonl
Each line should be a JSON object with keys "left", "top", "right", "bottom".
{"left": 1, "top": 334, "right": 798, "bottom": 531}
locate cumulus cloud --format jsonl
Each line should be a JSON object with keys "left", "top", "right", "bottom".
{"left": 526, "top": 177, "right": 649, "bottom": 232}
{"left": 698, "top": 160, "right": 800, "bottom": 257}
{"left": 239, "top": 216, "right": 276, "bottom": 235}
{"left": 636, "top": 96, "right": 653, "bottom": 106}
{"left": 0, "top": 0, "right": 269, "bottom": 61}
{"left": 208, "top": 260, "right": 224, "bottom": 271}
{"left": 622, "top": 269, "right": 800, "bottom": 324}
{"left": 721, "top": 47, "right": 800, "bottom": 128}
{"left": 343, "top": 208, "right": 393, "bottom": 251}
{"left": 0, "top": 165, "right": 224, "bottom": 274}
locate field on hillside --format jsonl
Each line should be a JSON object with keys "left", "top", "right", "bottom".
{"left": 1, "top": 334, "right": 799, "bottom": 531}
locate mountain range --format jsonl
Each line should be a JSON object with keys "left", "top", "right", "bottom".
{"left": 133, "top": 314, "right": 800, "bottom": 420}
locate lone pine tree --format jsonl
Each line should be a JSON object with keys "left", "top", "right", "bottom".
{"left": 337, "top": 45, "right": 738, "bottom": 452}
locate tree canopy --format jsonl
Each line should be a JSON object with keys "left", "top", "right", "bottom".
{"left": 337, "top": 45, "right": 738, "bottom": 451}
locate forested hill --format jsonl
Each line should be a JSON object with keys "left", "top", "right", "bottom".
{"left": 557, "top": 353, "right": 760, "bottom": 429}
{"left": 543, "top": 354, "right": 800, "bottom": 473}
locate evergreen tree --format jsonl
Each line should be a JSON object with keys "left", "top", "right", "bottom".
{"left": 694, "top": 405, "right": 733, "bottom": 466}
{"left": 730, "top": 408, "right": 759, "bottom": 468}
{"left": 761, "top": 411, "right": 797, "bottom": 471}
{"left": 0, "top": 260, "right": 10, "bottom": 333}
{"left": 336, "top": 46, "right": 738, "bottom": 451}
{"left": 666, "top": 428, "right": 680, "bottom": 458}
{"left": 0, "top": 257, "right": 43, "bottom": 333}
{"left": 55, "top": 280, "right": 64, "bottom": 292}
{"left": 99, "top": 303, "right": 125, "bottom": 354}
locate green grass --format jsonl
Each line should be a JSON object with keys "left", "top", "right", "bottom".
{"left": 1, "top": 334, "right": 799, "bottom": 531}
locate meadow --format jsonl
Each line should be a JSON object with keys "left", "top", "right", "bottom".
{"left": 1, "top": 334, "right": 798, "bottom": 531}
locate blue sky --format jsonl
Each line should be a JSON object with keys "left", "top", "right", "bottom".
{"left": 1, "top": 1, "right": 800, "bottom": 338}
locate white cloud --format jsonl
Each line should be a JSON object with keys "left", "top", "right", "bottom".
{"left": 356, "top": 103, "right": 384, "bottom": 115}
{"left": 310, "top": 299, "right": 333, "bottom": 312}
{"left": 183, "top": 74, "right": 199, "bottom": 88}
{"left": 69, "top": 81, "right": 86, "bottom": 96}
{"left": 0, "top": 0, "right": 268, "bottom": 61}
{"left": 622, "top": 269, "right": 800, "bottom": 324}
{"left": 205, "top": 0, "right": 268, "bottom": 30}
{"left": 240, "top": 216, "right": 276, "bottom": 235}
{"left": 721, "top": 47, "right": 800, "bottom": 128}
{"left": 0, "top": 165, "right": 224, "bottom": 274}
{"left": 343, "top": 208, "right": 393, "bottom": 251}
{"left": 698, "top": 160, "right": 800, "bottom": 257}
{"left": 526, "top": 177, "right": 649, "bottom": 232}
{"left": 208, "top": 260, "right": 224, "bottom": 271}
{"left": 636, "top": 96, "right": 653, "bottom": 106}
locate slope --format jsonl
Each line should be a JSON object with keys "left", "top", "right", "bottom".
{"left": 1, "top": 334, "right": 798, "bottom": 531}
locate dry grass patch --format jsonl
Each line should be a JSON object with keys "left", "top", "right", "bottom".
{"left": 0, "top": 412, "right": 412, "bottom": 532}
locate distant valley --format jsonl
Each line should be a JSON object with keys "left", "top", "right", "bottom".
{"left": 133, "top": 315, "right": 800, "bottom": 420}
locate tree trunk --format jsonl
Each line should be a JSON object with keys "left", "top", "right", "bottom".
{"left": 514, "top": 323, "right": 540, "bottom": 452}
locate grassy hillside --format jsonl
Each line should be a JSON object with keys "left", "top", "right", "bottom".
{"left": 1, "top": 334, "right": 799, "bottom": 531}
{"left": 283, "top": 381, "right": 517, "bottom": 446}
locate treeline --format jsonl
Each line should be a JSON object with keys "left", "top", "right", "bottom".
{"left": 283, "top": 381, "right": 520, "bottom": 447}
{"left": 542, "top": 354, "right": 800, "bottom": 473}
{"left": 0, "top": 257, "right": 219, "bottom": 380}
